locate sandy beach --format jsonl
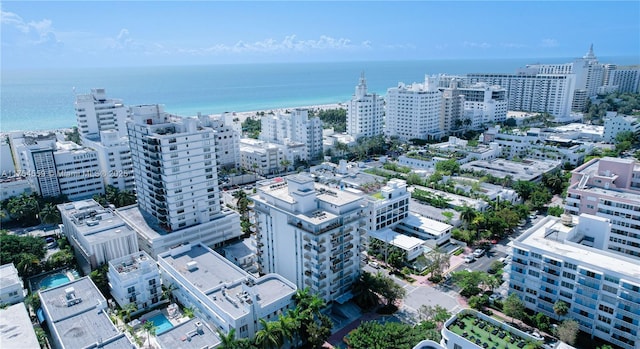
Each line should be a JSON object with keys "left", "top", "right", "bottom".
{"left": 211, "top": 102, "right": 347, "bottom": 123}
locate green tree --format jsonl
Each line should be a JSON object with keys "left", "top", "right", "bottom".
{"left": 533, "top": 312, "right": 551, "bottom": 332}
{"left": 142, "top": 319, "right": 157, "bottom": 348}
{"left": 512, "top": 180, "right": 538, "bottom": 201}
{"left": 377, "top": 273, "right": 406, "bottom": 308}
{"left": 553, "top": 300, "right": 569, "bottom": 318}
{"left": 547, "top": 206, "right": 564, "bottom": 217}
{"left": 89, "top": 264, "right": 110, "bottom": 299}
{"left": 65, "top": 126, "right": 82, "bottom": 144}
{"left": 254, "top": 318, "right": 283, "bottom": 349}
{"left": 425, "top": 247, "right": 450, "bottom": 280}
{"left": 459, "top": 205, "right": 477, "bottom": 230}
{"left": 417, "top": 305, "right": 450, "bottom": 328}
{"left": 503, "top": 294, "right": 526, "bottom": 323}
{"left": 435, "top": 159, "right": 460, "bottom": 175}
{"left": 5, "top": 194, "right": 40, "bottom": 225}
{"left": 352, "top": 271, "right": 380, "bottom": 310}
{"left": 555, "top": 319, "right": 579, "bottom": 345}
{"left": 39, "top": 202, "right": 61, "bottom": 224}
{"left": 119, "top": 302, "right": 137, "bottom": 323}
{"left": 48, "top": 249, "right": 74, "bottom": 269}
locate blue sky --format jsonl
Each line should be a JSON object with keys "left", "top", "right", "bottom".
{"left": 2, "top": 1, "right": 639, "bottom": 68}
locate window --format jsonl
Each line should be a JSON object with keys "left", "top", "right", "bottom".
{"left": 128, "top": 286, "right": 135, "bottom": 294}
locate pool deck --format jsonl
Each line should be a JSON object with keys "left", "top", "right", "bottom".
{"left": 29, "top": 268, "right": 79, "bottom": 292}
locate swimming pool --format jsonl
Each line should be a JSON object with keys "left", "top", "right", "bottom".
{"left": 39, "top": 273, "right": 71, "bottom": 289}
{"left": 147, "top": 313, "right": 174, "bottom": 334}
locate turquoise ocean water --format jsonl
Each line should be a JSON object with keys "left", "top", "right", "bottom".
{"left": 2, "top": 57, "right": 637, "bottom": 132}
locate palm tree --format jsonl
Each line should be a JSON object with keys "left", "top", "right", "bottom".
{"left": 277, "top": 314, "right": 298, "bottom": 346}
{"left": 39, "top": 203, "right": 60, "bottom": 224}
{"left": 120, "top": 302, "right": 137, "bottom": 323}
{"left": 280, "top": 159, "right": 291, "bottom": 173}
{"left": 459, "top": 205, "right": 477, "bottom": 230}
{"left": 553, "top": 300, "right": 569, "bottom": 318}
{"left": 218, "top": 328, "right": 239, "bottom": 349}
{"left": 352, "top": 271, "right": 380, "bottom": 309}
{"left": 142, "top": 320, "right": 157, "bottom": 348}
{"left": 116, "top": 190, "right": 137, "bottom": 207}
{"left": 254, "top": 318, "right": 282, "bottom": 349}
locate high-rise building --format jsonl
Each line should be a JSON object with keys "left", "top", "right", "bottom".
{"left": 82, "top": 130, "right": 135, "bottom": 192}
{"left": 458, "top": 83, "right": 508, "bottom": 128}
{"left": 385, "top": 76, "right": 443, "bottom": 141}
{"left": 466, "top": 72, "right": 575, "bottom": 117}
{"left": 75, "top": 88, "right": 129, "bottom": 138}
{"left": 565, "top": 157, "right": 640, "bottom": 258}
{"left": 346, "top": 73, "right": 385, "bottom": 139}
{"left": 510, "top": 214, "right": 640, "bottom": 349}
{"left": 251, "top": 174, "right": 366, "bottom": 304}
{"left": 260, "top": 109, "right": 324, "bottom": 161}
{"left": 440, "top": 78, "right": 465, "bottom": 134}
{"left": 604, "top": 65, "right": 640, "bottom": 94}
{"left": 124, "top": 105, "right": 241, "bottom": 257}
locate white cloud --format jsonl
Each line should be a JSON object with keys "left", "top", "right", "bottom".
{"left": 463, "top": 41, "right": 491, "bottom": 49}
{"left": 1, "top": 10, "right": 60, "bottom": 45}
{"left": 540, "top": 38, "right": 559, "bottom": 48}
{"left": 1, "top": 10, "right": 29, "bottom": 32}
{"left": 195, "top": 34, "right": 367, "bottom": 54}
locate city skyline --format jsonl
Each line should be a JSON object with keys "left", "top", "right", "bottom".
{"left": 2, "top": 1, "right": 639, "bottom": 69}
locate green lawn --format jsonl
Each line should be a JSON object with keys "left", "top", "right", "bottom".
{"left": 447, "top": 313, "right": 541, "bottom": 349}
{"left": 371, "top": 192, "right": 384, "bottom": 200}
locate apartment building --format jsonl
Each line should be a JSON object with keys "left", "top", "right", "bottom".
{"left": 346, "top": 73, "right": 385, "bottom": 139}
{"left": 0, "top": 263, "right": 26, "bottom": 305}
{"left": 108, "top": 250, "right": 161, "bottom": 310}
{"left": 239, "top": 138, "right": 287, "bottom": 176}
{"left": 439, "top": 79, "right": 465, "bottom": 134}
{"left": 251, "top": 174, "right": 366, "bottom": 304}
{"left": 0, "top": 303, "right": 40, "bottom": 349}
{"left": 58, "top": 199, "right": 139, "bottom": 273}
{"left": 458, "top": 83, "right": 508, "bottom": 128}
{"left": 10, "top": 132, "right": 104, "bottom": 200}
{"left": 82, "top": 130, "right": 135, "bottom": 192}
{"left": 603, "top": 112, "right": 640, "bottom": 143}
{"left": 604, "top": 65, "right": 640, "bottom": 94}
{"left": 385, "top": 76, "right": 443, "bottom": 141}
{"left": 510, "top": 214, "right": 640, "bottom": 349}
{"left": 260, "top": 108, "right": 324, "bottom": 161}
{"left": 75, "top": 88, "right": 129, "bottom": 138}
{"left": 565, "top": 157, "right": 640, "bottom": 258}
{"left": 365, "top": 178, "right": 410, "bottom": 232}
{"left": 157, "top": 243, "right": 296, "bottom": 339}
{"left": 124, "top": 105, "right": 241, "bottom": 257}
{"left": 39, "top": 277, "right": 133, "bottom": 349}
{"left": 206, "top": 114, "right": 241, "bottom": 170}
{"left": 466, "top": 73, "right": 575, "bottom": 117}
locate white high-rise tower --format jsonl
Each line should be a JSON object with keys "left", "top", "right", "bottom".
{"left": 346, "top": 73, "right": 385, "bottom": 139}
{"left": 75, "top": 88, "right": 129, "bottom": 138}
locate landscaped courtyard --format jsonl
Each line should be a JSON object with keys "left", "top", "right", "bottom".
{"left": 447, "top": 312, "right": 542, "bottom": 349}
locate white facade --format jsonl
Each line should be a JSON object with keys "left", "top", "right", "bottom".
{"left": 606, "top": 66, "right": 640, "bottom": 93}
{"left": 603, "top": 112, "right": 640, "bottom": 143}
{"left": 206, "top": 114, "right": 241, "bottom": 170}
{"left": 239, "top": 138, "right": 286, "bottom": 176}
{"left": 0, "top": 263, "right": 26, "bottom": 305}
{"left": 0, "top": 137, "right": 16, "bottom": 176}
{"left": 260, "top": 109, "right": 324, "bottom": 161}
{"left": 75, "top": 88, "right": 129, "bottom": 138}
{"left": 510, "top": 215, "right": 640, "bottom": 349}
{"left": 439, "top": 79, "right": 465, "bottom": 133}
{"left": 396, "top": 213, "right": 452, "bottom": 248}
{"left": 385, "top": 76, "right": 443, "bottom": 141}
{"left": 346, "top": 73, "right": 385, "bottom": 139}
{"left": 127, "top": 105, "right": 223, "bottom": 232}
{"left": 366, "top": 178, "right": 410, "bottom": 232}
{"left": 10, "top": 132, "right": 104, "bottom": 200}
{"left": 458, "top": 83, "right": 508, "bottom": 128}
{"left": 252, "top": 174, "right": 366, "bottom": 304}
{"left": 565, "top": 157, "right": 640, "bottom": 258}
{"left": 157, "top": 243, "right": 297, "bottom": 340}
{"left": 58, "top": 199, "right": 139, "bottom": 273}
{"left": 466, "top": 72, "right": 575, "bottom": 117}
{"left": 108, "top": 250, "right": 161, "bottom": 310}
{"left": 0, "top": 176, "right": 32, "bottom": 202}
{"left": 81, "top": 130, "right": 135, "bottom": 192}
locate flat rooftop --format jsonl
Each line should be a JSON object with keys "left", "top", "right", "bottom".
{"left": 0, "top": 263, "right": 21, "bottom": 286}
{"left": 39, "top": 277, "right": 132, "bottom": 349}
{"left": 0, "top": 303, "right": 39, "bottom": 349}
{"left": 516, "top": 216, "right": 640, "bottom": 279}
{"left": 369, "top": 227, "right": 425, "bottom": 250}
{"left": 156, "top": 318, "right": 221, "bottom": 349}
{"left": 58, "top": 200, "right": 137, "bottom": 243}
{"left": 410, "top": 199, "right": 460, "bottom": 224}
{"left": 116, "top": 204, "right": 168, "bottom": 238}
{"left": 401, "top": 212, "right": 452, "bottom": 235}
{"left": 461, "top": 158, "right": 560, "bottom": 181}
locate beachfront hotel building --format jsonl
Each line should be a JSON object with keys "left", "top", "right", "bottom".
{"left": 251, "top": 174, "right": 366, "bottom": 304}
{"left": 260, "top": 108, "right": 324, "bottom": 161}
{"left": 439, "top": 78, "right": 466, "bottom": 134}
{"left": 157, "top": 242, "right": 297, "bottom": 339}
{"left": 510, "top": 214, "right": 640, "bottom": 349}
{"left": 75, "top": 88, "right": 130, "bottom": 138}
{"left": 458, "top": 83, "right": 508, "bottom": 128}
{"left": 39, "top": 277, "right": 134, "bottom": 349}
{"left": 108, "top": 250, "right": 161, "bottom": 310}
{"left": 9, "top": 132, "right": 105, "bottom": 200}
{"left": 603, "top": 65, "right": 640, "bottom": 94}
{"left": 565, "top": 157, "right": 640, "bottom": 258}
{"left": 57, "top": 199, "right": 139, "bottom": 274}
{"left": 385, "top": 76, "right": 443, "bottom": 141}
{"left": 466, "top": 72, "right": 575, "bottom": 117}
{"left": 603, "top": 112, "right": 640, "bottom": 143}
{"left": 346, "top": 73, "right": 385, "bottom": 140}
{"left": 0, "top": 263, "right": 26, "bottom": 305}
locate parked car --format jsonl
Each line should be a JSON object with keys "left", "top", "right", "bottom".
{"left": 473, "top": 249, "right": 485, "bottom": 258}
{"left": 368, "top": 261, "right": 380, "bottom": 269}
{"left": 463, "top": 255, "right": 475, "bottom": 263}
{"left": 489, "top": 293, "right": 502, "bottom": 303}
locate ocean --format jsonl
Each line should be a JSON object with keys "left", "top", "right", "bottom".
{"left": 2, "top": 57, "right": 637, "bottom": 132}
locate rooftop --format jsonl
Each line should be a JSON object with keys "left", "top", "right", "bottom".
{"left": 369, "top": 227, "right": 425, "bottom": 251}
{"left": 109, "top": 251, "right": 156, "bottom": 275}
{"left": 156, "top": 318, "right": 221, "bottom": 349}
{"left": 461, "top": 158, "right": 560, "bottom": 181}
{"left": 401, "top": 212, "right": 453, "bottom": 235}
{"left": 0, "top": 263, "right": 22, "bottom": 287}
{"left": 0, "top": 303, "right": 40, "bottom": 349}
{"left": 57, "top": 200, "right": 137, "bottom": 243}
{"left": 515, "top": 216, "right": 640, "bottom": 279}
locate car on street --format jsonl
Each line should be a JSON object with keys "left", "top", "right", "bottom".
{"left": 473, "top": 249, "right": 485, "bottom": 258}
{"left": 368, "top": 261, "right": 380, "bottom": 269}
{"left": 489, "top": 293, "right": 502, "bottom": 303}
{"left": 463, "top": 255, "right": 475, "bottom": 263}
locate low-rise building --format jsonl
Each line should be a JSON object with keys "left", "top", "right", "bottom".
{"left": 0, "top": 263, "right": 26, "bottom": 305}
{"left": 58, "top": 199, "right": 139, "bottom": 273}
{"left": 0, "top": 303, "right": 40, "bottom": 349}
{"left": 108, "top": 250, "right": 161, "bottom": 310}
{"left": 460, "top": 158, "right": 561, "bottom": 183}
{"left": 0, "top": 176, "right": 32, "bottom": 202}
{"left": 365, "top": 178, "right": 410, "bottom": 232}
{"left": 603, "top": 112, "right": 640, "bottom": 143}
{"left": 157, "top": 243, "right": 297, "bottom": 339}
{"left": 396, "top": 212, "right": 453, "bottom": 248}
{"left": 39, "top": 277, "right": 133, "bottom": 349}
{"left": 156, "top": 317, "right": 221, "bottom": 349}
{"left": 368, "top": 227, "right": 425, "bottom": 262}
{"left": 510, "top": 214, "right": 640, "bottom": 349}
{"left": 239, "top": 138, "right": 287, "bottom": 176}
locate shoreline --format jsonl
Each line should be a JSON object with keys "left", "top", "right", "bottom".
{"left": 0, "top": 102, "right": 348, "bottom": 135}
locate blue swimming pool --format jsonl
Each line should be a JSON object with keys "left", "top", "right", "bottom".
{"left": 40, "top": 273, "right": 71, "bottom": 289}
{"left": 147, "top": 313, "right": 174, "bottom": 334}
